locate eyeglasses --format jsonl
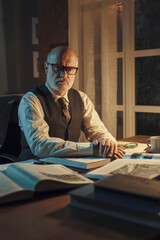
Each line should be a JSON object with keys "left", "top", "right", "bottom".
{"left": 47, "top": 63, "right": 78, "bottom": 75}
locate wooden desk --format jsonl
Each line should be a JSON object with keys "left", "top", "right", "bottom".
{"left": 118, "top": 135, "right": 150, "bottom": 143}
{"left": 0, "top": 135, "right": 159, "bottom": 240}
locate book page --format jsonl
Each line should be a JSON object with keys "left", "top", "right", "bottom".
{"left": 0, "top": 171, "right": 32, "bottom": 204}
{"left": 110, "top": 163, "right": 160, "bottom": 179}
{"left": 85, "top": 159, "right": 160, "bottom": 180}
{"left": 0, "top": 171, "right": 23, "bottom": 197}
{"left": 0, "top": 163, "right": 11, "bottom": 171}
{"left": 6, "top": 163, "right": 93, "bottom": 192}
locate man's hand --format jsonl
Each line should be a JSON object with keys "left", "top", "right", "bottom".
{"left": 93, "top": 138, "right": 125, "bottom": 159}
{"left": 93, "top": 138, "right": 117, "bottom": 158}
{"left": 111, "top": 148, "right": 126, "bottom": 160}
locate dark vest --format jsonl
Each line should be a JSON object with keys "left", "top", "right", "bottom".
{"left": 19, "top": 84, "right": 84, "bottom": 160}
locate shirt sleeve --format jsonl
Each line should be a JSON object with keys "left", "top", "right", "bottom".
{"left": 79, "top": 91, "right": 116, "bottom": 142}
{"left": 18, "top": 92, "right": 93, "bottom": 158}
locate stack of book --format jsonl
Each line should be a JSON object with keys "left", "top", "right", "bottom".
{"left": 69, "top": 174, "right": 160, "bottom": 229}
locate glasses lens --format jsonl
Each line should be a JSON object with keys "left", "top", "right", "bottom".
{"left": 66, "top": 67, "right": 77, "bottom": 75}
{"left": 49, "top": 64, "right": 78, "bottom": 75}
{"left": 52, "top": 65, "right": 62, "bottom": 73}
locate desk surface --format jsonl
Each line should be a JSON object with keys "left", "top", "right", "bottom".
{"left": 0, "top": 135, "right": 160, "bottom": 240}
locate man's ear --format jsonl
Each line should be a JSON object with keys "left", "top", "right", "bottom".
{"left": 44, "top": 61, "right": 48, "bottom": 74}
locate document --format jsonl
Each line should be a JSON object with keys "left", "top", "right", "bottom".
{"left": 85, "top": 159, "right": 160, "bottom": 180}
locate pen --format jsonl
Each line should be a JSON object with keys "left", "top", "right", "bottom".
{"left": 32, "top": 161, "right": 54, "bottom": 165}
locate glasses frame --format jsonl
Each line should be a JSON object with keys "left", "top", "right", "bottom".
{"left": 47, "top": 63, "right": 78, "bottom": 75}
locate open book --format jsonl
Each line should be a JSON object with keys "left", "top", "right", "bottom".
{"left": 85, "top": 159, "right": 160, "bottom": 180}
{"left": 0, "top": 162, "right": 93, "bottom": 204}
{"left": 39, "top": 157, "right": 110, "bottom": 171}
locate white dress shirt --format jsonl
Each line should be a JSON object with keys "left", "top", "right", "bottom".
{"left": 18, "top": 84, "right": 116, "bottom": 158}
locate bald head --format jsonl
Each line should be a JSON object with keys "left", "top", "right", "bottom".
{"left": 47, "top": 46, "right": 78, "bottom": 67}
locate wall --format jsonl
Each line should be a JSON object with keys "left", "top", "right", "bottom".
{"left": 38, "top": 0, "right": 68, "bottom": 83}
{"left": 0, "top": 0, "right": 38, "bottom": 94}
{"left": 0, "top": 0, "right": 68, "bottom": 95}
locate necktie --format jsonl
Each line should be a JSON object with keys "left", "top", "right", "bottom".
{"left": 58, "top": 97, "right": 71, "bottom": 123}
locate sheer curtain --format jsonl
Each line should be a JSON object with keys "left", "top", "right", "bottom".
{"left": 69, "top": 0, "right": 119, "bottom": 139}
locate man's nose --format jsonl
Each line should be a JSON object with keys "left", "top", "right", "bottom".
{"left": 59, "top": 69, "right": 67, "bottom": 77}
{"left": 59, "top": 70, "right": 64, "bottom": 77}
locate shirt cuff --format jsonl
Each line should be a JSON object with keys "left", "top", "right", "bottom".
{"left": 77, "top": 142, "right": 93, "bottom": 156}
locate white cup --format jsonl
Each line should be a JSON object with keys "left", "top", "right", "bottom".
{"left": 147, "top": 136, "right": 160, "bottom": 153}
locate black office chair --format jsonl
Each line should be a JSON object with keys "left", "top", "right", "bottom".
{"left": 0, "top": 94, "right": 23, "bottom": 164}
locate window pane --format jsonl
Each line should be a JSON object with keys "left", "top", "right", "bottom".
{"left": 117, "top": 3, "right": 123, "bottom": 52}
{"left": 117, "top": 111, "right": 123, "bottom": 139}
{"left": 136, "top": 113, "right": 160, "bottom": 135}
{"left": 135, "top": 56, "right": 160, "bottom": 106}
{"left": 135, "top": 0, "right": 160, "bottom": 50}
{"left": 117, "top": 58, "right": 123, "bottom": 105}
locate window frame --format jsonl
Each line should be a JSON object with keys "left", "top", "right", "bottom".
{"left": 123, "top": 0, "right": 160, "bottom": 137}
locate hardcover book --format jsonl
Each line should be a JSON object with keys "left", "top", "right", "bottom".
{"left": 40, "top": 157, "right": 110, "bottom": 171}
{"left": 69, "top": 174, "right": 160, "bottom": 229}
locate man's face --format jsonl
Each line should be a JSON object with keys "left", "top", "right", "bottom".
{"left": 46, "top": 48, "right": 78, "bottom": 96}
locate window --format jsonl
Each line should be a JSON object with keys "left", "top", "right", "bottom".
{"left": 69, "top": 0, "right": 160, "bottom": 139}
{"left": 134, "top": 0, "right": 160, "bottom": 136}
{"left": 119, "top": 0, "right": 160, "bottom": 137}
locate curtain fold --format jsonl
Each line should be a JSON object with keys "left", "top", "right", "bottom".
{"left": 69, "top": 0, "right": 119, "bottom": 138}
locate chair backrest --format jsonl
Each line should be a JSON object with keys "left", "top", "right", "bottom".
{"left": 0, "top": 94, "right": 23, "bottom": 157}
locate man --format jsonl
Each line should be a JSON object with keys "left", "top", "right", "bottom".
{"left": 18, "top": 46, "right": 125, "bottom": 160}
